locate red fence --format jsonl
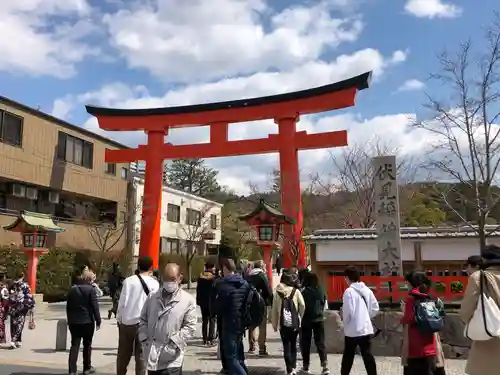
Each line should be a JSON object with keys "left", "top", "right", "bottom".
{"left": 327, "top": 276, "right": 469, "bottom": 303}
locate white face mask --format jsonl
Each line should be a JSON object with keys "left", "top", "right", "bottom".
{"left": 163, "top": 281, "right": 179, "bottom": 294}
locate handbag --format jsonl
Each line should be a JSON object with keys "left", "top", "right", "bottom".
{"left": 464, "top": 270, "right": 500, "bottom": 341}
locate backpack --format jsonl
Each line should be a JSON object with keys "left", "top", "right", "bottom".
{"left": 241, "top": 284, "right": 266, "bottom": 330}
{"left": 413, "top": 296, "right": 444, "bottom": 334}
{"left": 280, "top": 288, "right": 300, "bottom": 330}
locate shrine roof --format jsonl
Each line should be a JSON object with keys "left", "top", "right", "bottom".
{"left": 3, "top": 211, "right": 66, "bottom": 233}
{"left": 86, "top": 72, "right": 371, "bottom": 117}
{"left": 304, "top": 225, "right": 500, "bottom": 241}
{"left": 239, "top": 198, "right": 295, "bottom": 224}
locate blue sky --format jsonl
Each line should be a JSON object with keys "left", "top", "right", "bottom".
{"left": 0, "top": 0, "right": 497, "bottom": 193}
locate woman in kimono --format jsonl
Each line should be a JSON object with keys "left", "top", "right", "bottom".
{"left": 0, "top": 274, "right": 9, "bottom": 345}
{"left": 8, "top": 273, "right": 35, "bottom": 348}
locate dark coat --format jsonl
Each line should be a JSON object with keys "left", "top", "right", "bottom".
{"left": 246, "top": 268, "right": 273, "bottom": 305}
{"left": 66, "top": 280, "right": 101, "bottom": 326}
{"left": 213, "top": 274, "right": 250, "bottom": 334}
{"left": 196, "top": 271, "right": 216, "bottom": 312}
{"left": 301, "top": 285, "right": 327, "bottom": 323}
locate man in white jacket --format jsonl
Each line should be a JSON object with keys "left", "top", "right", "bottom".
{"left": 341, "top": 266, "right": 379, "bottom": 375}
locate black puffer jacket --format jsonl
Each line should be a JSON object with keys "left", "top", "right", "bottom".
{"left": 246, "top": 268, "right": 273, "bottom": 305}
{"left": 213, "top": 274, "right": 250, "bottom": 334}
{"left": 196, "top": 271, "right": 216, "bottom": 312}
{"left": 66, "top": 280, "right": 101, "bottom": 326}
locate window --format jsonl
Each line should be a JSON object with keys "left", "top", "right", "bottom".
{"left": 104, "top": 150, "right": 116, "bottom": 175}
{"left": 160, "top": 237, "right": 180, "bottom": 253}
{"left": 0, "top": 111, "right": 23, "bottom": 147}
{"left": 167, "top": 204, "right": 180, "bottom": 222}
{"left": 57, "top": 132, "right": 93, "bottom": 168}
{"left": 121, "top": 167, "right": 128, "bottom": 179}
{"left": 210, "top": 214, "right": 218, "bottom": 229}
{"left": 186, "top": 208, "right": 201, "bottom": 226}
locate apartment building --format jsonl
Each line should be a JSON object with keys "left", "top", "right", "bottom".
{"left": 0, "top": 96, "right": 130, "bottom": 250}
{"left": 130, "top": 177, "right": 223, "bottom": 259}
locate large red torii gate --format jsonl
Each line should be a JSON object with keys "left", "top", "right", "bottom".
{"left": 86, "top": 72, "right": 372, "bottom": 270}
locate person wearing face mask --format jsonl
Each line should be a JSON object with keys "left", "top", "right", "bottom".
{"left": 139, "top": 263, "right": 198, "bottom": 375}
{"left": 116, "top": 256, "right": 159, "bottom": 375}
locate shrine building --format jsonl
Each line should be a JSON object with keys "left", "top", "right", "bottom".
{"left": 305, "top": 225, "right": 500, "bottom": 288}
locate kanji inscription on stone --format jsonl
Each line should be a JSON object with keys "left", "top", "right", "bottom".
{"left": 375, "top": 163, "right": 396, "bottom": 181}
{"left": 372, "top": 155, "right": 403, "bottom": 276}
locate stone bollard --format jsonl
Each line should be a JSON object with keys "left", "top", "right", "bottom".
{"left": 55, "top": 319, "right": 68, "bottom": 351}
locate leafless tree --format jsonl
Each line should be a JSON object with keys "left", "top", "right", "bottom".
{"left": 85, "top": 198, "right": 143, "bottom": 276}
{"left": 311, "top": 136, "right": 417, "bottom": 228}
{"left": 413, "top": 13, "right": 500, "bottom": 248}
{"left": 177, "top": 203, "right": 219, "bottom": 288}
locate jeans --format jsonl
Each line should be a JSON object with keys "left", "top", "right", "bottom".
{"left": 301, "top": 321, "right": 328, "bottom": 368}
{"left": 280, "top": 327, "right": 299, "bottom": 374}
{"left": 68, "top": 323, "right": 95, "bottom": 374}
{"left": 221, "top": 330, "right": 247, "bottom": 375}
{"left": 341, "top": 335, "right": 377, "bottom": 375}
{"left": 116, "top": 323, "right": 145, "bottom": 375}
{"left": 201, "top": 308, "right": 216, "bottom": 342}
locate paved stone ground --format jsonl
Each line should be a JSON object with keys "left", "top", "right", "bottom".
{"left": 0, "top": 283, "right": 468, "bottom": 375}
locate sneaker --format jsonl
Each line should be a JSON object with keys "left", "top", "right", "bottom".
{"left": 300, "top": 367, "right": 311, "bottom": 374}
{"left": 321, "top": 367, "right": 330, "bottom": 375}
{"left": 9, "top": 342, "right": 17, "bottom": 349}
{"left": 248, "top": 347, "right": 256, "bottom": 353}
{"left": 15, "top": 342, "right": 21, "bottom": 348}
{"left": 83, "top": 367, "right": 96, "bottom": 375}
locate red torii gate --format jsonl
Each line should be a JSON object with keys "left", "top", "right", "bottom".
{"left": 86, "top": 72, "right": 372, "bottom": 270}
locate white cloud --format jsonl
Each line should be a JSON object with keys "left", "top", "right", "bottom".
{"left": 51, "top": 98, "right": 74, "bottom": 120}
{"left": 404, "top": 0, "right": 462, "bottom": 19}
{"left": 103, "top": 0, "right": 364, "bottom": 82}
{"left": 0, "top": 1, "right": 99, "bottom": 77}
{"left": 398, "top": 79, "right": 425, "bottom": 91}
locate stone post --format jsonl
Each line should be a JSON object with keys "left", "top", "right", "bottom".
{"left": 372, "top": 155, "right": 403, "bottom": 275}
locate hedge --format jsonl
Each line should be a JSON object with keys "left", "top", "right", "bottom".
{"left": 0, "top": 247, "right": 214, "bottom": 302}
{"left": 0, "top": 246, "right": 131, "bottom": 302}
{"left": 159, "top": 253, "right": 217, "bottom": 283}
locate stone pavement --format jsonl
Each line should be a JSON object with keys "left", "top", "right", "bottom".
{"left": 0, "top": 312, "right": 468, "bottom": 375}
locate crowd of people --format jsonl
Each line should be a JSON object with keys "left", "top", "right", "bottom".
{"left": 0, "top": 241, "right": 488, "bottom": 375}
{"left": 0, "top": 272, "right": 36, "bottom": 349}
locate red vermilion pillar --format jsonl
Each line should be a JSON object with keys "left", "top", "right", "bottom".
{"left": 24, "top": 248, "right": 47, "bottom": 293}
{"left": 262, "top": 244, "right": 274, "bottom": 289}
{"left": 139, "top": 131, "right": 165, "bottom": 269}
{"left": 276, "top": 117, "right": 306, "bottom": 269}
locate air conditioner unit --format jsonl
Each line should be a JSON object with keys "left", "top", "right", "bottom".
{"left": 26, "top": 187, "right": 38, "bottom": 200}
{"left": 48, "top": 191, "right": 59, "bottom": 204}
{"left": 11, "top": 184, "right": 26, "bottom": 198}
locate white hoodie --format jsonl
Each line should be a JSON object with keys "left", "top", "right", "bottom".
{"left": 342, "top": 282, "right": 379, "bottom": 338}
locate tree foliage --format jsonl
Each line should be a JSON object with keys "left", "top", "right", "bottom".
{"left": 166, "top": 158, "right": 221, "bottom": 197}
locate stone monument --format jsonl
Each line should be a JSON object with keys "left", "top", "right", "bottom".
{"left": 372, "top": 155, "right": 403, "bottom": 275}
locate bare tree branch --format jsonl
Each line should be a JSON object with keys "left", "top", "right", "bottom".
{"left": 311, "top": 136, "right": 416, "bottom": 228}
{"left": 413, "top": 13, "right": 500, "bottom": 247}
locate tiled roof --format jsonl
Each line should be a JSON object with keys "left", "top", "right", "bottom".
{"left": 304, "top": 225, "right": 500, "bottom": 241}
